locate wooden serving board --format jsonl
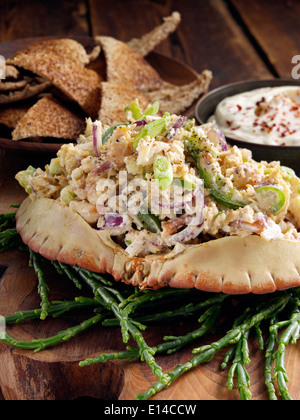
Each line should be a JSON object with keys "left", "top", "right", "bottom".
{"left": 1, "top": 153, "right": 300, "bottom": 401}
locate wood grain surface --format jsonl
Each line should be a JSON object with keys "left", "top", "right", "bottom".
{"left": 0, "top": 0, "right": 300, "bottom": 401}
{"left": 229, "top": 0, "right": 300, "bottom": 77}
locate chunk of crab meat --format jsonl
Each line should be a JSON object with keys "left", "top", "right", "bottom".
{"left": 69, "top": 200, "right": 99, "bottom": 225}
{"left": 228, "top": 215, "right": 268, "bottom": 235}
{"left": 107, "top": 131, "right": 133, "bottom": 166}
{"left": 162, "top": 215, "right": 188, "bottom": 237}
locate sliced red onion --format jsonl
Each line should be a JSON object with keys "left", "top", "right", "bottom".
{"left": 254, "top": 182, "right": 273, "bottom": 189}
{"left": 165, "top": 116, "right": 187, "bottom": 140}
{"left": 104, "top": 213, "right": 124, "bottom": 228}
{"left": 144, "top": 237, "right": 170, "bottom": 249}
{"left": 166, "top": 187, "right": 205, "bottom": 246}
{"left": 208, "top": 128, "right": 228, "bottom": 151}
{"left": 146, "top": 187, "right": 205, "bottom": 248}
{"left": 93, "top": 123, "right": 102, "bottom": 157}
{"left": 133, "top": 119, "right": 147, "bottom": 127}
{"left": 151, "top": 184, "right": 202, "bottom": 212}
{"left": 91, "top": 160, "right": 115, "bottom": 175}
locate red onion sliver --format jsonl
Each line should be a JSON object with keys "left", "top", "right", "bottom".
{"left": 133, "top": 119, "right": 147, "bottom": 127}
{"left": 165, "top": 116, "right": 187, "bottom": 140}
{"left": 208, "top": 128, "right": 228, "bottom": 151}
{"left": 104, "top": 214, "right": 124, "bottom": 228}
{"left": 151, "top": 184, "right": 202, "bottom": 212}
{"left": 93, "top": 124, "right": 101, "bottom": 157}
{"left": 166, "top": 187, "right": 205, "bottom": 246}
{"left": 91, "top": 160, "right": 115, "bottom": 175}
{"left": 216, "top": 129, "right": 228, "bottom": 151}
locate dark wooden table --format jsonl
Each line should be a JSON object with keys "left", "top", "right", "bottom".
{"left": 0, "top": 0, "right": 300, "bottom": 401}
{"left": 1, "top": 0, "right": 300, "bottom": 86}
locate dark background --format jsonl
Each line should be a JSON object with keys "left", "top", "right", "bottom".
{"left": 0, "top": 0, "right": 299, "bottom": 89}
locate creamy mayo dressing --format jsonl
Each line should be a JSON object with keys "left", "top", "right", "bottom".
{"left": 209, "top": 86, "right": 300, "bottom": 146}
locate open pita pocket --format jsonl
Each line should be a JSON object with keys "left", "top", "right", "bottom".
{"left": 16, "top": 196, "right": 300, "bottom": 295}
{"left": 127, "top": 11, "right": 181, "bottom": 57}
{"left": 95, "top": 36, "right": 163, "bottom": 92}
{"left": 147, "top": 70, "right": 213, "bottom": 115}
{"left": 98, "top": 82, "right": 152, "bottom": 125}
{"left": 0, "top": 76, "right": 34, "bottom": 92}
{"left": 8, "top": 49, "right": 102, "bottom": 119}
{"left": 0, "top": 79, "right": 51, "bottom": 105}
{"left": 0, "top": 102, "right": 31, "bottom": 129}
{"left": 5, "top": 65, "right": 20, "bottom": 80}
{"left": 12, "top": 96, "right": 85, "bottom": 141}
{"left": 87, "top": 45, "right": 101, "bottom": 64}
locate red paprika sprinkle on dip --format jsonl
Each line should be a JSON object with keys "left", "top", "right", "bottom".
{"left": 208, "top": 86, "right": 300, "bottom": 146}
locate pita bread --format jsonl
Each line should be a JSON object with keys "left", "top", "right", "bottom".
{"left": 5, "top": 65, "right": 20, "bottom": 79}
{"left": 127, "top": 12, "right": 181, "bottom": 57}
{"left": 0, "top": 103, "right": 31, "bottom": 129}
{"left": 0, "top": 76, "right": 33, "bottom": 92}
{"left": 95, "top": 36, "right": 163, "bottom": 92}
{"left": 0, "top": 79, "right": 51, "bottom": 105}
{"left": 8, "top": 38, "right": 92, "bottom": 67}
{"left": 87, "top": 45, "right": 101, "bottom": 64}
{"left": 12, "top": 96, "right": 85, "bottom": 141}
{"left": 147, "top": 70, "right": 212, "bottom": 115}
{"left": 8, "top": 49, "right": 102, "bottom": 118}
{"left": 16, "top": 196, "right": 300, "bottom": 295}
{"left": 98, "top": 82, "right": 152, "bottom": 125}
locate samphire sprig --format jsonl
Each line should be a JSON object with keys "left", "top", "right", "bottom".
{"left": 1, "top": 208, "right": 300, "bottom": 400}
{"left": 0, "top": 206, "right": 23, "bottom": 252}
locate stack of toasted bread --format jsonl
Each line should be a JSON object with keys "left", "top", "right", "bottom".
{"left": 0, "top": 12, "right": 212, "bottom": 145}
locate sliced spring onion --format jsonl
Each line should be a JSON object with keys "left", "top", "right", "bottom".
{"left": 172, "top": 179, "right": 195, "bottom": 191}
{"left": 142, "top": 101, "right": 160, "bottom": 117}
{"left": 102, "top": 122, "right": 130, "bottom": 145}
{"left": 49, "top": 158, "right": 62, "bottom": 176}
{"left": 183, "top": 118, "right": 196, "bottom": 132}
{"left": 125, "top": 99, "right": 160, "bottom": 121}
{"left": 132, "top": 117, "right": 168, "bottom": 149}
{"left": 255, "top": 185, "right": 286, "bottom": 214}
{"left": 153, "top": 154, "right": 173, "bottom": 191}
{"left": 15, "top": 166, "right": 36, "bottom": 194}
{"left": 185, "top": 134, "right": 246, "bottom": 210}
{"left": 124, "top": 99, "right": 143, "bottom": 120}
{"left": 281, "top": 166, "right": 295, "bottom": 176}
{"left": 281, "top": 166, "right": 296, "bottom": 180}
{"left": 60, "top": 186, "right": 77, "bottom": 205}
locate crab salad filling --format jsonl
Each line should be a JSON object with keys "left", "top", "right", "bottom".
{"left": 16, "top": 99, "right": 300, "bottom": 258}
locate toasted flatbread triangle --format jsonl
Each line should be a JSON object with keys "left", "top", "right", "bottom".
{"left": 0, "top": 103, "right": 31, "bottom": 129}
{"left": 8, "top": 49, "right": 101, "bottom": 118}
{"left": 12, "top": 96, "right": 85, "bottom": 141}
{"left": 16, "top": 196, "right": 300, "bottom": 295}
{"left": 95, "top": 36, "right": 163, "bottom": 92}
{"left": 1, "top": 39, "right": 97, "bottom": 105}
{"left": 147, "top": 70, "right": 213, "bottom": 114}
{"left": 8, "top": 39, "right": 91, "bottom": 67}
{"left": 127, "top": 11, "right": 181, "bottom": 57}
{"left": 98, "top": 82, "right": 152, "bottom": 125}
